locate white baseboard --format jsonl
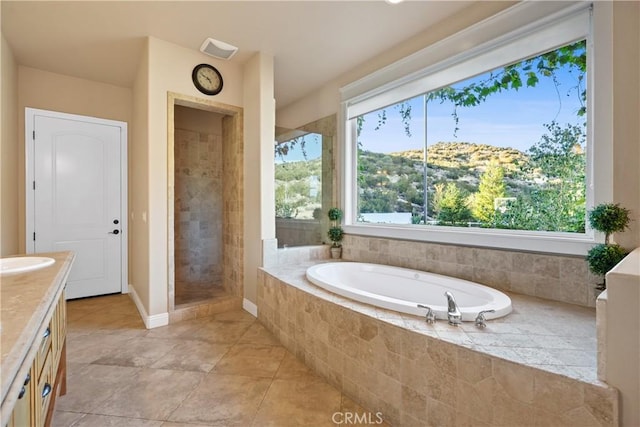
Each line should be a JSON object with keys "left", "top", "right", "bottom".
{"left": 146, "top": 312, "right": 169, "bottom": 329}
{"left": 243, "top": 298, "right": 258, "bottom": 317}
{"left": 128, "top": 284, "right": 169, "bottom": 329}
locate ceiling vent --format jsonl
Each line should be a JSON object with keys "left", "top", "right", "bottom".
{"left": 199, "top": 38, "right": 238, "bottom": 60}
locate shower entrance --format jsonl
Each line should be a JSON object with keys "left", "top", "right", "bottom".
{"left": 168, "top": 93, "right": 243, "bottom": 314}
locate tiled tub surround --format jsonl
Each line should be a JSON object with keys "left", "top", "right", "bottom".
{"left": 343, "top": 235, "right": 601, "bottom": 308}
{"left": 276, "top": 218, "right": 322, "bottom": 248}
{"left": 257, "top": 262, "right": 619, "bottom": 426}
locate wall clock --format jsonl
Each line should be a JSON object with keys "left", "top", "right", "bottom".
{"left": 192, "top": 63, "right": 223, "bottom": 96}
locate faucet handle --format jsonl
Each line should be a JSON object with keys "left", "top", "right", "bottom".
{"left": 474, "top": 310, "right": 496, "bottom": 328}
{"left": 417, "top": 304, "right": 436, "bottom": 324}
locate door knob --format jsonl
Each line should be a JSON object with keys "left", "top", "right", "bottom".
{"left": 109, "top": 229, "right": 120, "bottom": 235}
{"left": 113, "top": 219, "right": 119, "bottom": 225}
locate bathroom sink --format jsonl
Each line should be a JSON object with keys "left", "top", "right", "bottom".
{"left": 0, "top": 257, "right": 55, "bottom": 275}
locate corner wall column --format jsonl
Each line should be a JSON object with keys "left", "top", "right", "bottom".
{"left": 243, "top": 52, "right": 275, "bottom": 309}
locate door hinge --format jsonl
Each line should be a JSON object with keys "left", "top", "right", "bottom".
{"left": 32, "top": 130, "right": 35, "bottom": 140}
{"left": 33, "top": 232, "right": 36, "bottom": 241}
{"left": 33, "top": 181, "right": 36, "bottom": 190}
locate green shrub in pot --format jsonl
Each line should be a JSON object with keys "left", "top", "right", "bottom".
{"left": 586, "top": 203, "right": 631, "bottom": 291}
{"left": 327, "top": 207, "right": 344, "bottom": 258}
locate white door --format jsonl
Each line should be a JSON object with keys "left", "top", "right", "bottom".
{"left": 27, "top": 109, "right": 127, "bottom": 300}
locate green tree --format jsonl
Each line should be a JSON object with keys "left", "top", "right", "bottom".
{"left": 529, "top": 121, "right": 586, "bottom": 232}
{"left": 495, "top": 121, "right": 586, "bottom": 232}
{"left": 471, "top": 162, "right": 506, "bottom": 223}
{"left": 275, "top": 184, "right": 306, "bottom": 219}
{"left": 434, "top": 183, "right": 473, "bottom": 226}
{"left": 360, "top": 188, "right": 398, "bottom": 213}
{"left": 427, "top": 41, "right": 586, "bottom": 135}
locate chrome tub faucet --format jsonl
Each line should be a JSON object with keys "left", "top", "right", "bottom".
{"left": 474, "top": 309, "right": 496, "bottom": 328}
{"left": 417, "top": 304, "right": 436, "bottom": 324}
{"left": 445, "top": 291, "right": 462, "bottom": 326}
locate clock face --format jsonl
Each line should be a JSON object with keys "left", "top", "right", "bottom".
{"left": 192, "top": 64, "right": 223, "bottom": 95}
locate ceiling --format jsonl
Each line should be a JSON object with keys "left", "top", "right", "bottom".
{"left": 2, "top": 1, "right": 473, "bottom": 108}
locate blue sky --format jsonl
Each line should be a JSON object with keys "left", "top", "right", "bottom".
{"left": 276, "top": 54, "right": 586, "bottom": 161}
{"left": 275, "top": 133, "right": 322, "bottom": 163}
{"left": 359, "top": 63, "right": 586, "bottom": 154}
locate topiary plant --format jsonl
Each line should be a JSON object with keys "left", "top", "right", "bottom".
{"left": 328, "top": 207, "right": 343, "bottom": 223}
{"left": 588, "top": 203, "right": 631, "bottom": 243}
{"left": 327, "top": 207, "right": 344, "bottom": 248}
{"left": 586, "top": 244, "right": 627, "bottom": 273}
{"left": 327, "top": 227, "right": 344, "bottom": 247}
{"left": 586, "top": 203, "right": 631, "bottom": 290}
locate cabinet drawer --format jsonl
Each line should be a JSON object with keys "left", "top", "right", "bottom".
{"left": 34, "top": 323, "right": 52, "bottom": 379}
{"left": 34, "top": 350, "right": 53, "bottom": 427}
{"left": 8, "top": 366, "right": 34, "bottom": 427}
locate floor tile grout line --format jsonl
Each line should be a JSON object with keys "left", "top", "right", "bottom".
{"left": 249, "top": 371, "right": 280, "bottom": 427}
{"left": 61, "top": 295, "right": 371, "bottom": 427}
{"left": 163, "top": 367, "right": 211, "bottom": 424}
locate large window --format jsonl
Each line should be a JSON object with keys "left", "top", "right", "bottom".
{"left": 356, "top": 40, "right": 587, "bottom": 233}
{"left": 341, "top": 3, "right": 609, "bottom": 255}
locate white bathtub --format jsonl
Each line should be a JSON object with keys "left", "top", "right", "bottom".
{"left": 306, "top": 262, "right": 512, "bottom": 321}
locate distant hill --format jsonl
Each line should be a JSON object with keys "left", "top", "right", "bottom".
{"left": 393, "top": 142, "right": 527, "bottom": 174}
{"left": 276, "top": 142, "right": 537, "bottom": 219}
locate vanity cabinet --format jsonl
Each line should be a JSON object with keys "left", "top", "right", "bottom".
{"left": 6, "top": 291, "right": 66, "bottom": 427}
{"left": 7, "top": 365, "right": 33, "bottom": 427}
{"left": 1, "top": 252, "right": 74, "bottom": 427}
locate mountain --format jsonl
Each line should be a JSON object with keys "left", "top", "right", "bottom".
{"left": 276, "top": 141, "right": 535, "bottom": 219}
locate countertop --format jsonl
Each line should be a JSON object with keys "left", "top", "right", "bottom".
{"left": 0, "top": 251, "right": 75, "bottom": 422}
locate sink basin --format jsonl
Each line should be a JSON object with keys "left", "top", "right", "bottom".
{"left": 0, "top": 257, "right": 55, "bottom": 275}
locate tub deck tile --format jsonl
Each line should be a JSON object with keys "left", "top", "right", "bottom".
{"left": 258, "top": 262, "right": 617, "bottom": 426}
{"left": 263, "top": 262, "right": 600, "bottom": 385}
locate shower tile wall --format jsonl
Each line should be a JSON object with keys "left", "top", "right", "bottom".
{"left": 174, "top": 128, "right": 223, "bottom": 288}
{"left": 222, "top": 115, "right": 244, "bottom": 298}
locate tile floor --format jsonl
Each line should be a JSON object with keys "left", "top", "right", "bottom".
{"left": 53, "top": 294, "right": 388, "bottom": 427}
{"left": 174, "top": 282, "right": 228, "bottom": 306}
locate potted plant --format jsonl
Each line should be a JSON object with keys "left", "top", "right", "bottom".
{"left": 586, "top": 203, "right": 631, "bottom": 291}
{"left": 327, "top": 207, "right": 344, "bottom": 259}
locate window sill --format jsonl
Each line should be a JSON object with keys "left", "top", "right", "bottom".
{"left": 343, "top": 223, "right": 597, "bottom": 256}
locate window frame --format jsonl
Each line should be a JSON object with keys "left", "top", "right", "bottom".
{"left": 340, "top": 2, "right": 613, "bottom": 256}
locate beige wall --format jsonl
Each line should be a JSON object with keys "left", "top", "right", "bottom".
{"left": 146, "top": 36, "right": 243, "bottom": 316}
{"left": 612, "top": 1, "right": 640, "bottom": 249}
{"left": 16, "top": 66, "right": 133, "bottom": 257}
{"left": 1, "top": 35, "right": 19, "bottom": 256}
{"left": 130, "top": 38, "right": 150, "bottom": 313}
{"left": 276, "top": 1, "right": 640, "bottom": 252}
{"left": 276, "top": 1, "right": 513, "bottom": 129}
{"left": 601, "top": 248, "right": 640, "bottom": 426}
{"left": 175, "top": 105, "right": 222, "bottom": 134}
{"left": 243, "top": 52, "right": 275, "bottom": 305}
